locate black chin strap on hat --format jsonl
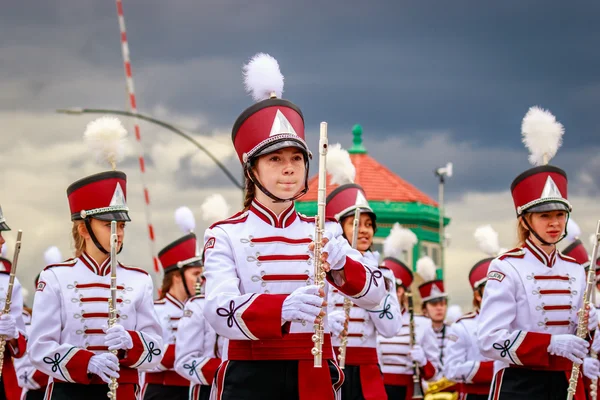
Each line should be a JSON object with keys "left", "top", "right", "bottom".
{"left": 179, "top": 267, "right": 192, "bottom": 299}
{"left": 521, "top": 212, "right": 569, "bottom": 246}
{"left": 245, "top": 162, "right": 309, "bottom": 203}
{"left": 83, "top": 218, "right": 124, "bottom": 255}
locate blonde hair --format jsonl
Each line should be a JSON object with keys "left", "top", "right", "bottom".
{"left": 159, "top": 270, "right": 177, "bottom": 300}
{"left": 516, "top": 214, "right": 533, "bottom": 246}
{"left": 71, "top": 221, "right": 86, "bottom": 257}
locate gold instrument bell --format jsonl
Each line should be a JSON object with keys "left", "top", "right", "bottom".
{"left": 424, "top": 377, "right": 458, "bottom": 400}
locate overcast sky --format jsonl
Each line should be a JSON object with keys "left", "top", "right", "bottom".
{"left": 1, "top": 1, "right": 599, "bottom": 308}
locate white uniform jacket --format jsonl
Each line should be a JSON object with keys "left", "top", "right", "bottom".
{"left": 15, "top": 309, "right": 48, "bottom": 396}
{"left": 144, "top": 293, "right": 189, "bottom": 387}
{"left": 478, "top": 238, "right": 587, "bottom": 375}
{"left": 174, "top": 295, "right": 223, "bottom": 386}
{"left": 378, "top": 312, "right": 440, "bottom": 385}
{"left": 328, "top": 264, "right": 402, "bottom": 363}
{"left": 29, "top": 253, "right": 163, "bottom": 385}
{"left": 444, "top": 311, "right": 493, "bottom": 395}
{"left": 203, "top": 201, "right": 386, "bottom": 359}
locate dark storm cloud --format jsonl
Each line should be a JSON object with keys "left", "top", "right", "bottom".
{"left": 2, "top": 0, "right": 599, "bottom": 198}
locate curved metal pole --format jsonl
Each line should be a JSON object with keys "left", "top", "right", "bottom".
{"left": 57, "top": 108, "right": 244, "bottom": 190}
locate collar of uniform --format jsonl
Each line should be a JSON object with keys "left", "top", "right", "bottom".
{"left": 165, "top": 292, "right": 185, "bottom": 310}
{"left": 524, "top": 237, "right": 556, "bottom": 267}
{"left": 249, "top": 199, "right": 297, "bottom": 228}
{"left": 80, "top": 252, "right": 111, "bottom": 276}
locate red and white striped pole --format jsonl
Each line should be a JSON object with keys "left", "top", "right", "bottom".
{"left": 115, "top": 0, "right": 160, "bottom": 275}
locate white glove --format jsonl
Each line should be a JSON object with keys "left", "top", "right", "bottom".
{"left": 281, "top": 285, "right": 324, "bottom": 323}
{"left": 321, "top": 231, "right": 346, "bottom": 271}
{"left": 588, "top": 306, "right": 599, "bottom": 332}
{"left": 103, "top": 324, "right": 133, "bottom": 351}
{"left": 362, "top": 251, "right": 380, "bottom": 268}
{"left": 87, "top": 353, "right": 120, "bottom": 384}
{"left": 584, "top": 357, "right": 600, "bottom": 380}
{"left": 547, "top": 334, "right": 589, "bottom": 364}
{"left": 0, "top": 314, "right": 18, "bottom": 339}
{"left": 409, "top": 344, "right": 427, "bottom": 366}
{"left": 328, "top": 310, "right": 347, "bottom": 337}
{"left": 593, "top": 331, "right": 600, "bottom": 354}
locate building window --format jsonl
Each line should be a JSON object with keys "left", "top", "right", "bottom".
{"left": 420, "top": 241, "right": 441, "bottom": 266}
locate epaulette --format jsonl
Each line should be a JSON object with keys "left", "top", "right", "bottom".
{"left": 209, "top": 210, "right": 249, "bottom": 229}
{"left": 188, "top": 294, "right": 205, "bottom": 303}
{"left": 498, "top": 247, "right": 525, "bottom": 260}
{"left": 456, "top": 311, "right": 477, "bottom": 323}
{"left": 297, "top": 213, "right": 337, "bottom": 223}
{"left": 119, "top": 264, "right": 149, "bottom": 276}
{"left": 557, "top": 252, "right": 579, "bottom": 265}
{"left": 43, "top": 258, "right": 77, "bottom": 271}
{"left": 153, "top": 299, "right": 166, "bottom": 305}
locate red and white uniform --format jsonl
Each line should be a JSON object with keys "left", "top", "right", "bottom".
{"left": 174, "top": 295, "right": 223, "bottom": 398}
{"left": 0, "top": 272, "right": 27, "bottom": 400}
{"left": 478, "top": 239, "right": 588, "bottom": 398}
{"left": 143, "top": 293, "right": 189, "bottom": 391}
{"left": 14, "top": 310, "right": 48, "bottom": 399}
{"left": 444, "top": 311, "right": 494, "bottom": 398}
{"left": 203, "top": 201, "right": 386, "bottom": 399}
{"left": 377, "top": 312, "right": 439, "bottom": 392}
{"left": 328, "top": 262, "right": 402, "bottom": 398}
{"left": 29, "top": 254, "right": 163, "bottom": 396}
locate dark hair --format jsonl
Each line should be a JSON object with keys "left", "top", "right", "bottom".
{"left": 159, "top": 270, "right": 178, "bottom": 300}
{"left": 472, "top": 285, "right": 485, "bottom": 310}
{"left": 243, "top": 176, "right": 256, "bottom": 210}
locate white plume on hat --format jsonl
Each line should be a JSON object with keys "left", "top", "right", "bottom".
{"left": 327, "top": 143, "right": 355, "bottom": 186}
{"left": 200, "top": 194, "right": 230, "bottom": 224}
{"left": 383, "top": 223, "right": 417, "bottom": 259}
{"left": 84, "top": 116, "right": 128, "bottom": 169}
{"left": 416, "top": 256, "right": 437, "bottom": 282}
{"left": 474, "top": 225, "right": 501, "bottom": 257}
{"left": 243, "top": 53, "right": 284, "bottom": 102}
{"left": 175, "top": 207, "right": 196, "bottom": 233}
{"left": 445, "top": 304, "right": 463, "bottom": 325}
{"left": 565, "top": 218, "right": 582, "bottom": 243}
{"left": 590, "top": 233, "right": 598, "bottom": 249}
{"left": 44, "top": 246, "right": 63, "bottom": 265}
{"left": 521, "top": 106, "right": 564, "bottom": 166}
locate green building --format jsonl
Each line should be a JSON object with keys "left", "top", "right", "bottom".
{"left": 295, "top": 125, "right": 450, "bottom": 279}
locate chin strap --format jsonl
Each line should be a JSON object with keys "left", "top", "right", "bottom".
{"left": 179, "top": 268, "right": 192, "bottom": 299}
{"left": 521, "top": 213, "right": 569, "bottom": 246}
{"left": 245, "top": 161, "right": 309, "bottom": 204}
{"left": 83, "top": 218, "right": 124, "bottom": 255}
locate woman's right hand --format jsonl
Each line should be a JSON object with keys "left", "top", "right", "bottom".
{"left": 281, "top": 285, "right": 326, "bottom": 324}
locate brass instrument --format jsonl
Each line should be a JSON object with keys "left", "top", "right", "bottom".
{"left": 107, "top": 221, "right": 119, "bottom": 399}
{"left": 407, "top": 289, "right": 424, "bottom": 399}
{"left": 311, "top": 121, "right": 328, "bottom": 368}
{"left": 424, "top": 376, "right": 458, "bottom": 400}
{"left": 338, "top": 208, "right": 360, "bottom": 369}
{"left": 567, "top": 219, "right": 600, "bottom": 400}
{"left": 0, "top": 230, "right": 22, "bottom": 379}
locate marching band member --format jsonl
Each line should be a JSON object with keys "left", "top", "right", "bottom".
{"left": 325, "top": 174, "right": 402, "bottom": 399}
{"left": 444, "top": 225, "right": 503, "bottom": 400}
{"left": 416, "top": 256, "right": 449, "bottom": 369}
{"left": 561, "top": 219, "right": 600, "bottom": 398}
{"left": 142, "top": 207, "right": 205, "bottom": 400}
{"left": 29, "top": 117, "right": 163, "bottom": 400}
{"left": 203, "top": 53, "right": 386, "bottom": 400}
{"left": 174, "top": 195, "right": 230, "bottom": 400}
{"left": 377, "top": 225, "right": 440, "bottom": 400}
{"left": 478, "top": 106, "right": 597, "bottom": 399}
{"left": 0, "top": 207, "right": 27, "bottom": 400}
{"left": 14, "top": 247, "right": 61, "bottom": 400}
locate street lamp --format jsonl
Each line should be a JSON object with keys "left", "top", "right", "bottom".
{"left": 57, "top": 107, "right": 244, "bottom": 191}
{"left": 434, "top": 162, "right": 453, "bottom": 278}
